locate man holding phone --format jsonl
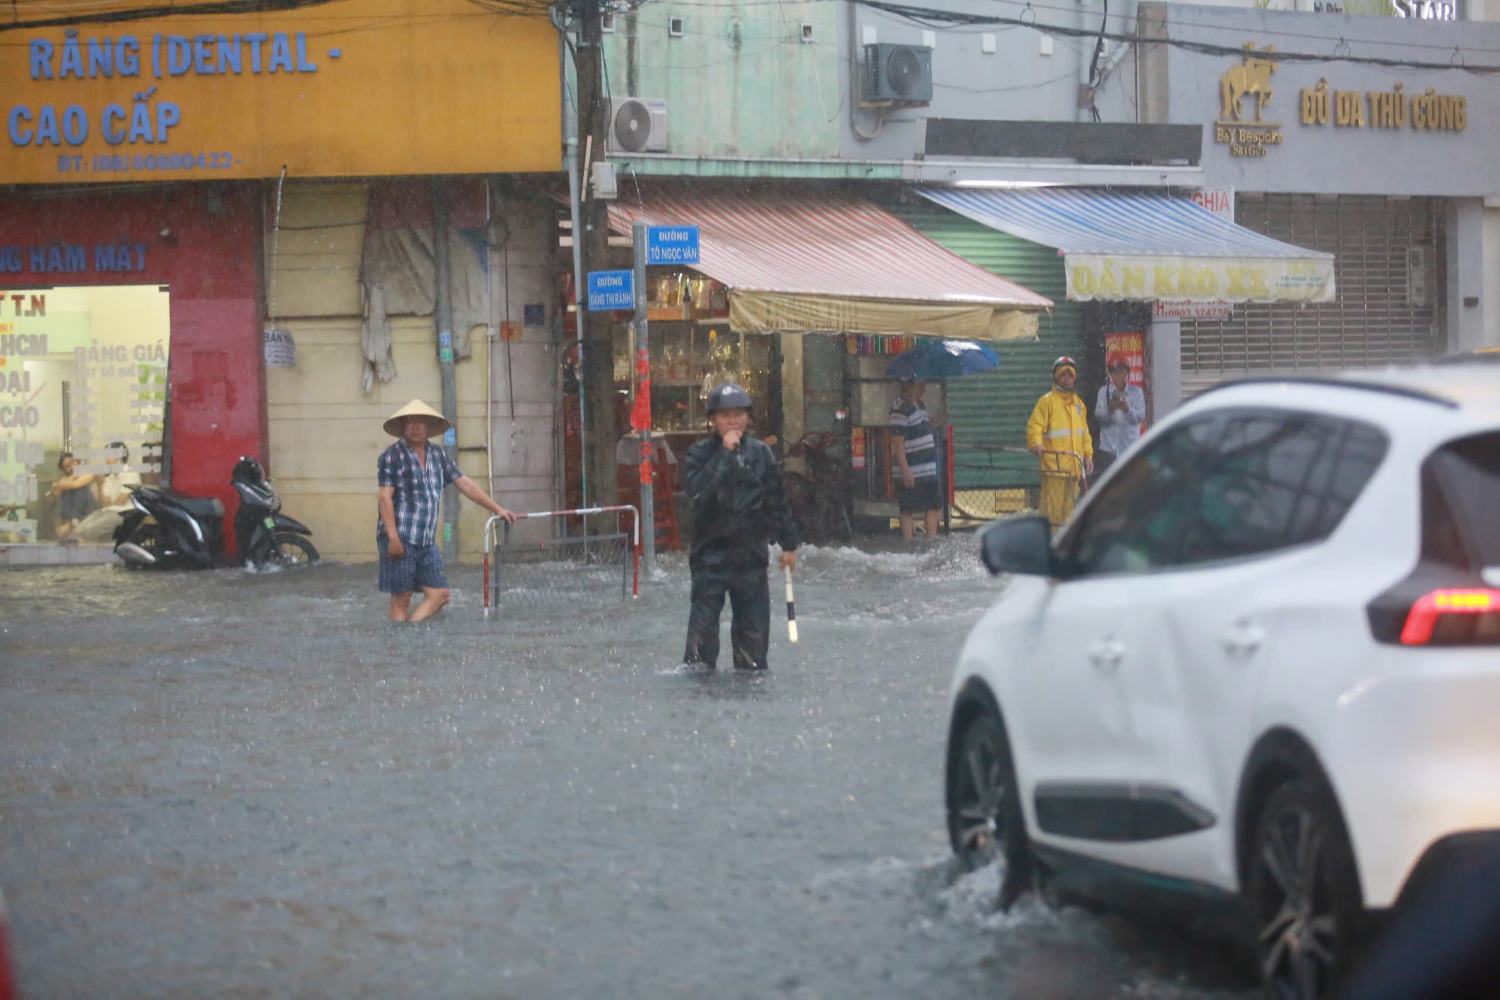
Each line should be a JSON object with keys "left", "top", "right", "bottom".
{"left": 1093, "top": 354, "right": 1147, "bottom": 480}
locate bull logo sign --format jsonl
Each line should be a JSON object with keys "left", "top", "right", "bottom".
{"left": 1214, "top": 44, "right": 1284, "bottom": 158}
{"left": 1221, "top": 43, "right": 1276, "bottom": 122}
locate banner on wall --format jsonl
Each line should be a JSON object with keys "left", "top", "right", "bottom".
{"left": 1154, "top": 300, "right": 1233, "bottom": 320}
{"left": 1067, "top": 254, "right": 1335, "bottom": 304}
{"left": 0, "top": 0, "right": 560, "bottom": 185}
{"left": 262, "top": 327, "right": 296, "bottom": 368}
{"left": 1103, "top": 332, "right": 1147, "bottom": 389}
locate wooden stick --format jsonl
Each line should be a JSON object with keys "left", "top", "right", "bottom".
{"left": 784, "top": 563, "right": 798, "bottom": 643}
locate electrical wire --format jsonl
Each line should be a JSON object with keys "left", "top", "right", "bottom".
{"left": 852, "top": 0, "right": 1500, "bottom": 74}
{"left": 1085, "top": 0, "right": 1106, "bottom": 121}
{"left": 1, "top": 0, "right": 349, "bottom": 32}
{"left": 647, "top": 0, "right": 1500, "bottom": 59}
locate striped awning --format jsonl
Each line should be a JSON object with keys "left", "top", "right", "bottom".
{"left": 919, "top": 187, "right": 1335, "bottom": 305}
{"left": 605, "top": 187, "right": 1052, "bottom": 342}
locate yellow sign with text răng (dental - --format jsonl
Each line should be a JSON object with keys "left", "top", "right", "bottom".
{"left": 0, "top": 0, "right": 561, "bottom": 184}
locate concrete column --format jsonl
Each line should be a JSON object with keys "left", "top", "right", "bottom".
{"left": 485, "top": 197, "right": 560, "bottom": 533}
{"left": 1483, "top": 201, "right": 1500, "bottom": 350}
{"left": 1445, "top": 198, "right": 1488, "bottom": 355}
{"left": 1148, "top": 315, "right": 1182, "bottom": 419}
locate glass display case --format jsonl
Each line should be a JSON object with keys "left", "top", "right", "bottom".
{"left": 615, "top": 322, "right": 772, "bottom": 433}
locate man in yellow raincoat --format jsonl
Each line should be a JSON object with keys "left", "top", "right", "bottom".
{"left": 1026, "top": 356, "right": 1094, "bottom": 528}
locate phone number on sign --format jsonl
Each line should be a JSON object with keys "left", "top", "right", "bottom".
{"left": 74, "top": 151, "right": 240, "bottom": 173}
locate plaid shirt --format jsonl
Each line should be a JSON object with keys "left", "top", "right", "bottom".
{"left": 377, "top": 440, "right": 462, "bottom": 545}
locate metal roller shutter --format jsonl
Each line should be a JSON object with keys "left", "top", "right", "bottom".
{"left": 1181, "top": 194, "right": 1444, "bottom": 396}
{"left": 888, "top": 200, "right": 1085, "bottom": 490}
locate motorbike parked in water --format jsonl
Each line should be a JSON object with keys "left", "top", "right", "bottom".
{"left": 784, "top": 431, "right": 853, "bottom": 545}
{"left": 230, "top": 457, "right": 319, "bottom": 569}
{"left": 113, "top": 457, "right": 319, "bottom": 570}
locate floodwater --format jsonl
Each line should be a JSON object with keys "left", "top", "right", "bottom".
{"left": 0, "top": 539, "right": 1257, "bottom": 999}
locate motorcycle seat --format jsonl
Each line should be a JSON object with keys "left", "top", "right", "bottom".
{"left": 174, "top": 495, "right": 226, "bottom": 520}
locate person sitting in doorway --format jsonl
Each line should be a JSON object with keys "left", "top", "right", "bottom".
{"left": 50, "top": 452, "right": 98, "bottom": 543}
{"left": 73, "top": 442, "right": 144, "bottom": 543}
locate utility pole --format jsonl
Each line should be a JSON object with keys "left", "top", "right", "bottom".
{"left": 575, "top": 0, "right": 619, "bottom": 506}
{"left": 632, "top": 220, "right": 655, "bottom": 575}
{"left": 432, "top": 177, "right": 460, "bottom": 561}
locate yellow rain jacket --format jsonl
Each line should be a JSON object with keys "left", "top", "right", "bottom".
{"left": 1026, "top": 388, "right": 1093, "bottom": 527}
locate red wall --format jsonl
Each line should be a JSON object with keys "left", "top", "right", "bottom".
{"left": 0, "top": 183, "right": 265, "bottom": 545}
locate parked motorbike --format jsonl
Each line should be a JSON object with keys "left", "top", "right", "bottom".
{"left": 112, "top": 457, "right": 318, "bottom": 570}
{"left": 785, "top": 431, "right": 852, "bottom": 544}
{"left": 230, "top": 457, "right": 319, "bottom": 569}
{"left": 113, "top": 485, "right": 228, "bottom": 569}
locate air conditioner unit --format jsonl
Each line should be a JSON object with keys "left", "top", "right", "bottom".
{"left": 862, "top": 43, "right": 933, "bottom": 106}
{"left": 607, "top": 98, "right": 669, "bottom": 153}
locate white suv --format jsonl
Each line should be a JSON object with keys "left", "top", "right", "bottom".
{"left": 945, "top": 361, "right": 1500, "bottom": 999}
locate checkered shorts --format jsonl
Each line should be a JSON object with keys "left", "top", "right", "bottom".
{"left": 377, "top": 536, "right": 448, "bottom": 594}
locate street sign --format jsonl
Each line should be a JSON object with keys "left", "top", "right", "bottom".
{"left": 587, "top": 269, "right": 635, "bottom": 311}
{"left": 645, "top": 225, "right": 700, "bottom": 265}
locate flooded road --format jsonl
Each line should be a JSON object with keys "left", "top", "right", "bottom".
{"left": 1, "top": 540, "right": 1257, "bottom": 999}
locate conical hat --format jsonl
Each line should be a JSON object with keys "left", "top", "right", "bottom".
{"left": 383, "top": 398, "right": 451, "bottom": 437}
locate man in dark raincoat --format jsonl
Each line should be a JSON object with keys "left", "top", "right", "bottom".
{"left": 681, "top": 383, "right": 800, "bottom": 670}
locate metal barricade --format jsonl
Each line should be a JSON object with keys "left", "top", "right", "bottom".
{"left": 482, "top": 505, "right": 640, "bottom": 618}
{"left": 949, "top": 445, "right": 1088, "bottom": 522}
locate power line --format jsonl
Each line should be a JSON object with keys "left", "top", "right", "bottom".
{"left": 0, "top": 0, "right": 349, "bottom": 32}
{"left": 970, "top": 0, "right": 1500, "bottom": 57}
{"left": 853, "top": 0, "right": 1500, "bottom": 74}
{"left": 648, "top": 0, "right": 1500, "bottom": 58}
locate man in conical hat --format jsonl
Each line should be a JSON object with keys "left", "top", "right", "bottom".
{"left": 377, "top": 399, "right": 516, "bottom": 622}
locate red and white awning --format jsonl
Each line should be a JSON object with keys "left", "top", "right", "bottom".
{"left": 604, "top": 187, "right": 1051, "bottom": 341}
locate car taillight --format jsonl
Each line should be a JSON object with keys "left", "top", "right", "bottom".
{"left": 1399, "top": 587, "right": 1500, "bottom": 646}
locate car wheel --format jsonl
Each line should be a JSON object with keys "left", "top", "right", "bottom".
{"left": 946, "top": 704, "right": 1032, "bottom": 909}
{"left": 1248, "top": 778, "right": 1363, "bottom": 1000}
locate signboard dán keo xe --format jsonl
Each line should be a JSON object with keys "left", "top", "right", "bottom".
{"left": 0, "top": 0, "right": 560, "bottom": 184}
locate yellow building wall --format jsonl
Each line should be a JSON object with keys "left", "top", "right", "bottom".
{"left": 264, "top": 181, "right": 558, "bottom": 564}
{"left": 264, "top": 181, "right": 512, "bottom": 563}
{"left": 267, "top": 318, "right": 493, "bottom": 563}
{"left": 265, "top": 182, "right": 366, "bottom": 319}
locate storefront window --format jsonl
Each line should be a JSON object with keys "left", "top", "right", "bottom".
{"left": 0, "top": 285, "right": 170, "bottom": 544}
{"left": 619, "top": 323, "right": 773, "bottom": 433}
{"left": 605, "top": 269, "right": 773, "bottom": 435}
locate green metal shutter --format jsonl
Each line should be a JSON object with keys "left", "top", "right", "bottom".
{"left": 889, "top": 201, "right": 1085, "bottom": 490}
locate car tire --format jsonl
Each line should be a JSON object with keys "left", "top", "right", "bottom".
{"left": 1247, "top": 777, "right": 1363, "bottom": 1000}
{"left": 946, "top": 703, "right": 1033, "bottom": 910}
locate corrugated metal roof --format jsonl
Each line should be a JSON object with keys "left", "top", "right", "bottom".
{"left": 919, "top": 187, "right": 1334, "bottom": 262}
{"left": 605, "top": 189, "right": 1053, "bottom": 310}
{"left": 890, "top": 199, "right": 1086, "bottom": 490}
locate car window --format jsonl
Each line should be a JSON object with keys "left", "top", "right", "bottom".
{"left": 1064, "top": 409, "right": 1387, "bottom": 577}
{"left": 1062, "top": 415, "right": 1222, "bottom": 576}
{"left": 1425, "top": 431, "right": 1500, "bottom": 569}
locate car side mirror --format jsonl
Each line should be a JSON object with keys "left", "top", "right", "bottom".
{"left": 980, "top": 516, "right": 1055, "bottom": 577}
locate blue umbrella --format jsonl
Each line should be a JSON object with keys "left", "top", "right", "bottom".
{"left": 884, "top": 339, "right": 1000, "bottom": 380}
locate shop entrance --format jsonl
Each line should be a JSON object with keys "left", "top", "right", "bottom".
{"left": 0, "top": 285, "right": 171, "bottom": 545}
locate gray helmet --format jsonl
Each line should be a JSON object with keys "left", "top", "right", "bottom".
{"left": 705, "top": 382, "right": 753, "bottom": 415}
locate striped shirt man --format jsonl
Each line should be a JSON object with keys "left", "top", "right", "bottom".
{"left": 889, "top": 396, "right": 939, "bottom": 480}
